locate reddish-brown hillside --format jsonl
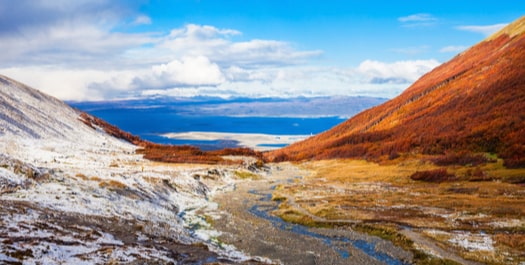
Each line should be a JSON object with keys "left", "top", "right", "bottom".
{"left": 266, "top": 16, "right": 525, "bottom": 167}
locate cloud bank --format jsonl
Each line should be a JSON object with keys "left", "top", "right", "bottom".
{"left": 398, "top": 13, "right": 437, "bottom": 23}
{"left": 456, "top": 23, "right": 508, "bottom": 36}
{"left": 398, "top": 13, "right": 437, "bottom": 27}
{"left": 0, "top": 1, "right": 440, "bottom": 101}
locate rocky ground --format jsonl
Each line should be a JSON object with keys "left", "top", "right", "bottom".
{"left": 0, "top": 135, "right": 267, "bottom": 264}
{"left": 266, "top": 160, "right": 525, "bottom": 265}
{"left": 209, "top": 163, "right": 414, "bottom": 265}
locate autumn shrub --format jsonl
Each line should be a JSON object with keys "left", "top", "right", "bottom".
{"left": 494, "top": 234, "right": 525, "bottom": 251}
{"left": 500, "top": 129, "right": 525, "bottom": 168}
{"left": 79, "top": 112, "right": 142, "bottom": 145}
{"left": 464, "top": 167, "right": 493, "bottom": 182}
{"left": 207, "top": 147, "right": 260, "bottom": 157}
{"left": 503, "top": 158, "right": 525, "bottom": 169}
{"left": 75, "top": 173, "right": 88, "bottom": 180}
{"left": 502, "top": 175, "right": 525, "bottom": 184}
{"left": 501, "top": 142, "right": 525, "bottom": 168}
{"left": 429, "top": 151, "right": 494, "bottom": 166}
{"left": 137, "top": 143, "right": 227, "bottom": 164}
{"left": 99, "top": 180, "right": 127, "bottom": 189}
{"left": 410, "top": 169, "right": 457, "bottom": 183}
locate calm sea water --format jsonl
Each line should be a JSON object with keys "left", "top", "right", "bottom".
{"left": 80, "top": 107, "right": 345, "bottom": 150}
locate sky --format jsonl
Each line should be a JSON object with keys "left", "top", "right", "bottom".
{"left": 0, "top": 0, "right": 523, "bottom": 101}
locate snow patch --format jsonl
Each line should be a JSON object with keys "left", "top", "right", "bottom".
{"left": 448, "top": 231, "right": 494, "bottom": 252}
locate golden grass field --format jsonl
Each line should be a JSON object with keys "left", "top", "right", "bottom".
{"left": 271, "top": 157, "right": 525, "bottom": 264}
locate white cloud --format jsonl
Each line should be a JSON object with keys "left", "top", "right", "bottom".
{"left": 398, "top": 13, "right": 437, "bottom": 27}
{"left": 158, "top": 24, "right": 322, "bottom": 67}
{"left": 439, "top": 45, "right": 468, "bottom": 53}
{"left": 1, "top": 57, "right": 442, "bottom": 101}
{"left": 132, "top": 56, "right": 225, "bottom": 89}
{"left": 357, "top": 59, "right": 440, "bottom": 84}
{"left": 0, "top": 1, "right": 440, "bottom": 101}
{"left": 0, "top": 2, "right": 154, "bottom": 68}
{"left": 398, "top": 13, "right": 437, "bottom": 23}
{"left": 0, "top": 67, "right": 125, "bottom": 101}
{"left": 133, "top": 15, "right": 152, "bottom": 25}
{"left": 456, "top": 23, "right": 508, "bottom": 36}
{"left": 142, "top": 59, "right": 441, "bottom": 99}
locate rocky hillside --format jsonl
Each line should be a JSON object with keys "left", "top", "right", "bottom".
{"left": 0, "top": 75, "right": 265, "bottom": 263}
{"left": 0, "top": 75, "right": 94, "bottom": 140}
{"left": 267, "top": 16, "right": 525, "bottom": 167}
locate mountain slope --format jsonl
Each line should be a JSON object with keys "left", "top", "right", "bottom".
{"left": 0, "top": 76, "right": 263, "bottom": 263}
{"left": 267, "top": 16, "right": 525, "bottom": 167}
{"left": 0, "top": 74, "right": 131, "bottom": 145}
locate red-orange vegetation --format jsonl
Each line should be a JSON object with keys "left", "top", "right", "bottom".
{"left": 429, "top": 151, "right": 495, "bottom": 166}
{"left": 266, "top": 16, "right": 525, "bottom": 168}
{"left": 410, "top": 169, "right": 457, "bottom": 183}
{"left": 136, "top": 143, "right": 227, "bottom": 164}
{"left": 207, "top": 147, "right": 262, "bottom": 158}
{"left": 79, "top": 112, "right": 142, "bottom": 145}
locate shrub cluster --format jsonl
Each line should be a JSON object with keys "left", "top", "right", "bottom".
{"left": 410, "top": 169, "right": 457, "bottom": 183}
{"left": 429, "top": 151, "right": 494, "bottom": 166}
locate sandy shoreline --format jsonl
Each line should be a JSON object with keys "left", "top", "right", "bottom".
{"left": 162, "top": 131, "right": 311, "bottom": 151}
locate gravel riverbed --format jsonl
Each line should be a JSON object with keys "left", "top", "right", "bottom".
{"left": 210, "top": 163, "right": 413, "bottom": 265}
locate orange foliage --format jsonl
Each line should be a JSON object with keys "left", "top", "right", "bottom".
{"left": 79, "top": 112, "right": 142, "bottom": 145}
{"left": 410, "top": 169, "right": 457, "bottom": 183}
{"left": 136, "top": 143, "right": 226, "bottom": 164}
{"left": 266, "top": 16, "right": 525, "bottom": 168}
{"left": 429, "top": 151, "right": 495, "bottom": 166}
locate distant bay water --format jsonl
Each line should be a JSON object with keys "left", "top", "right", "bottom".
{"left": 69, "top": 97, "right": 385, "bottom": 150}
{"left": 71, "top": 105, "right": 344, "bottom": 150}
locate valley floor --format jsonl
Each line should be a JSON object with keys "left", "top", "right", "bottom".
{"left": 265, "top": 159, "right": 525, "bottom": 265}
{"left": 210, "top": 162, "right": 412, "bottom": 265}
{"left": 1, "top": 134, "right": 524, "bottom": 264}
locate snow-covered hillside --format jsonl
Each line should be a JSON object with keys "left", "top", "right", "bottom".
{"left": 0, "top": 75, "right": 265, "bottom": 264}
{"left": 1, "top": 75, "right": 97, "bottom": 140}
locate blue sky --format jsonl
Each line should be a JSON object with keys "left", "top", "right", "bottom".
{"left": 0, "top": 0, "right": 523, "bottom": 101}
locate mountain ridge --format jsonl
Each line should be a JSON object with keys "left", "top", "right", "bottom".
{"left": 266, "top": 15, "right": 525, "bottom": 167}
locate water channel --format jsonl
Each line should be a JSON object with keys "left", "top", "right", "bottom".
{"left": 210, "top": 164, "right": 413, "bottom": 265}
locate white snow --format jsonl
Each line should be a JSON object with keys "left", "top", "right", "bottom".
{"left": 0, "top": 75, "right": 261, "bottom": 263}
{"left": 0, "top": 167, "right": 24, "bottom": 185}
{"left": 448, "top": 231, "right": 494, "bottom": 252}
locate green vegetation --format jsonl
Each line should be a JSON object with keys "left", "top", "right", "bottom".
{"left": 234, "top": 170, "right": 260, "bottom": 180}
{"left": 353, "top": 224, "right": 413, "bottom": 250}
{"left": 353, "top": 224, "right": 461, "bottom": 265}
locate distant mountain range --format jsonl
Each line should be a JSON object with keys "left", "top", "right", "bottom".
{"left": 267, "top": 16, "right": 525, "bottom": 168}
{"left": 69, "top": 95, "right": 387, "bottom": 118}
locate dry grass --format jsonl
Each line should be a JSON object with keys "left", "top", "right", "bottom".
{"left": 272, "top": 158, "right": 525, "bottom": 264}
{"left": 98, "top": 180, "right": 127, "bottom": 190}
{"left": 90, "top": 176, "right": 102, "bottom": 182}
{"left": 75, "top": 173, "right": 88, "bottom": 181}
{"left": 234, "top": 170, "right": 260, "bottom": 180}
{"left": 494, "top": 233, "right": 525, "bottom": 251}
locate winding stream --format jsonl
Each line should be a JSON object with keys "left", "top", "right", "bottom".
{"left": 247, "top": 188, "right": 409, "bottom": 265}
{"left": 210, "top": 163, "right": 414, "bottom": 265}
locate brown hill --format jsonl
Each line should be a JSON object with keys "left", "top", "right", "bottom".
{"left": 266, "top": 16, "right": 525, "bottom": 167}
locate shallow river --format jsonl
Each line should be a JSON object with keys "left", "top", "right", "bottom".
{"left": 211, "top": 163, "right": 413, "bottom": 265}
